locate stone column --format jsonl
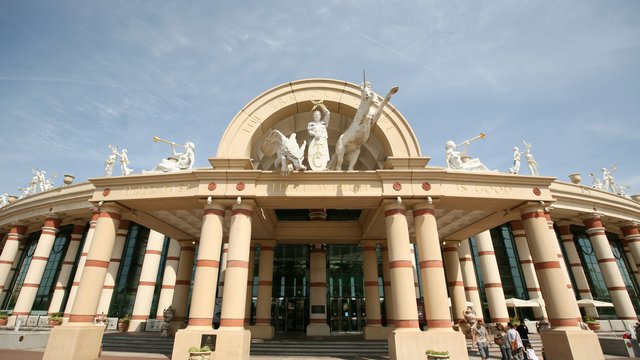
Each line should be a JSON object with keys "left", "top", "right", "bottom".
{"left": 218, "top": 243, "right": 229, "bottom": 298}
{"left": 306, "top": 243, "right": 330, "bottom": 336}
{"left": 48, "top": 223, "right": 86, "bottom": 314}
{"left": 171, "top": 240, "right": 196, "bottom": 329}
{"left": 409, "top": 244, "right": 420, "bottom": 298}
{"left": 443, "top": 242, "right": 467, "bottom": 323}
{"left": 384, "top": 203, "right": 428, "bottom": 360}
{"left": 96, "top": 219, "right": 130, "bottom": 316}
{"left": 64, "top": 210, "right": 100, "bottom": 319}
{"left": 556, "top": 222, "right": 597, "bottom": 318}
{"left": 621, "top": 222, "right": 640, "bottom": 286}
{"left": 545, "top": 212, "right": 575, "bottom": 295}
{"left": 216, "top": 203, "right": 254, "bottom": 360}
{"left": 129, "top": 229, "right": 166, "bottom": 331}
{"left": 0, "top": 223, "right": 27, "bottom": 305}
{"left": 43, "top": 204, "right": 122, "bottom": 360}
{"left": 380, "top": 245, "right": 395, "bottom": 328}
{"left": 474, "top": 230, "right": 509, "bottom": 323}
{"left": 521, "top": 204, "right": 603, "bottom": 360}
{"left": 172, "top": 203, "right": 225, "bottom": 360}
{"left": 458, "top": 239, "right": 484, "bottom": 320}
{"left": 252, "top": 241, "right": 275, "bottom": 338}
{"left": 362, "top": 241, "right": 385, "bottom": 339}
{"left": 413, "top": 203, "right": 468, "bottom": 360}
{"left": 244, "top": 244, "right": 256, "bottom": 327}
{"left": 10, "top": 215, "right": 61, "bottom": 322}
{"left": 583, "top": 215, "right": 637, "bottom": 320}
{"left": 156, "top": 238, "right": 181, "bottom": 319}
{"left": 510, "top": 220, "right": 547, "bottom": 320}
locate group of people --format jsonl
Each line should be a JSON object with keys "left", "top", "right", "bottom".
{"left": 471, "top": 320, "right": 539, "bottom": 360}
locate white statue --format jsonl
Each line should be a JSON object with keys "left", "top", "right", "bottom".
{"left": 619, "top": 185, "right": 631, "bottom": 197}
{"left": 509, "top": 146, "right": 521, "bottom": 174}
{"left": 307, "top": 100, "right": 331, "bottom": 171}
{"left": 149, "top": 137, "right": 196, "bottom": 173}
{"left": 590, "top": 172, "right": 604, "bottom": 190}
{"left": 43, "top": 177, "right": 55, "bottom": 191}
{"left": 602, "top": 166, "right": 619, "bottom": 194}
{"left": 18, "top": 187, "right": 31, "bottom": 198}
{"left": 523, "top": 141, "right": 539, "bottom": 176}
{"left": 327, "top": 81, "right": 398, "bottom": 170}
{"left": 260, "top": 129, "right": 307, "bottom": 175}
{"left": 104, "top": 145, "right": 118, "bottom": 176}
{"left": 445, "top": 140, "right": 491, "bottom": 171}
{"left": 0, "top": 193, "right": 8, "bottom": 207}
{"left": 29, "top": 169, "right": 40, "bottom": 194}
{"left": 118, "top": 149, "right": 133, "bottom": 176}
{"left": 37, "top": 170, "right": 47, "bottom": 192}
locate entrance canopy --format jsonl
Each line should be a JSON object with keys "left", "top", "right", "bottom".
{"left": 576, "top": 299, "right": 615, "bottom": 308}
{"left": 505, "top": 298, "right": 541, "bottom": 308}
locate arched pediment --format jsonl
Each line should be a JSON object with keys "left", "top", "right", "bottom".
{"left": 216, "top": 78, "right": 421, "bottom": 170}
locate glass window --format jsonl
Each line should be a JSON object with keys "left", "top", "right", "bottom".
{"left": 4, "top": 231, "right": 40, "bottom": 309}
{"left": 32, "top": 225, "right": 73, "bottom": 311}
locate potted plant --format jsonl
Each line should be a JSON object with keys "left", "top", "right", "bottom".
{"left": 426, "top": 349, "right": 450, "bottom": 359}
{"left": 0, "top": 311, "right": 8, "bottom": 326}
{"left": 188, "top": 345, "right": 211, "bottom": 360}
{"left": 585, "top": 316, "right": 600, "bottom": 331}
{"left": 48, "top": 312, "right": 63, "bottom": 326}
{"left": 118, "top": 314, "right": 131, "bottom": 332}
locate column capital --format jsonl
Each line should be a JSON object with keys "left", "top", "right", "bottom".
{"left": 620, "top": 222, "right": 639, "bottom": 235}
{"left": 518, "top": 202, "right": 545, "bottom": 218}
{"left": 412, "top": 202, "right": 435, "bottom": 217}
{"left": 95, "top": 202, "right": 126, "bottom": 217}
{"left": 383, "top": 202, "right": 406, "bottom": 216}
{"left": 231, "top": 202, "right": 254, "bottom": 217}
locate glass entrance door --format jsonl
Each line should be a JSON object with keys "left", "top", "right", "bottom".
{"left": 329, "top": 297, "right": 365, "bottom": 333}
{"left": 274, "top": 297, "right": 307, "bottom": 333}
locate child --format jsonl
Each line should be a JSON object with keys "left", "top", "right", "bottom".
{"left": 525, "top": 343, "right": 539, "bottom": 360}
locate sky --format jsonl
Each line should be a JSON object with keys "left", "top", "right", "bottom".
{"left": 0, "top": 1, "right": 639, "bottom": 197}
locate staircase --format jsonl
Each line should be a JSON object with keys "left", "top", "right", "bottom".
{"left": 102, "top": 332, "right": 174, "bottom": 356}
{"left": 250, "top": 336, "right": 389, "bottom": 358}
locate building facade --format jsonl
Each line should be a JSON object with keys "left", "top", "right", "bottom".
{"left": 0, "top": 78, "right": 638, "bottom": 359}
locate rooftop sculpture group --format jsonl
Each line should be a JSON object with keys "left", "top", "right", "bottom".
{"left": 444, "top": 133, "right": 492, "bottom": 172}
{"left": 104, "top": 145, "right": 133, "bottom": 176}
{"left": 509, "top": 141, "right": 539, "bottom": 176}
{"left": 147, "top": 136, "right": 196, "bottom": 173}
{"left": 589, "top": 166, "right": 631, "bottom": 196}
{"left": 17, "top": 169, "right": 56, "bottom": 198}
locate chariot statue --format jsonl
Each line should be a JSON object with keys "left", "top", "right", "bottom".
{"left": 261, "top": 129, "right": 307, "bottom": 175}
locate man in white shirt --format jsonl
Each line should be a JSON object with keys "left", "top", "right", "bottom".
{"left": 507, "top": 322, "right": 524, "bottom": 360}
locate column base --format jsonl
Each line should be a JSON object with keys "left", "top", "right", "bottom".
{"left": 364, "top": 325, "right": 392, "bottom": 340}
{"left": 43, "top": 324, "right": 105, "bottom": 360}
{"left": 172, "top": 327, "right": 251, "bottom": 360}
{"left": 540, "top": 328, "right": 604, "bottom": 360}
{"left": 306, "top": 323, "right": 330, "bottom": 336}
{"left": 247, "top": 324, "right": 275, "bottom": 339}
{"left": 388, "top": 328, "right": 468, "bottom": 360}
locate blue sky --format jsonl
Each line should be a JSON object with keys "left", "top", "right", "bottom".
{"left": 0, "top": 1, "right": 638, "bottom": 196}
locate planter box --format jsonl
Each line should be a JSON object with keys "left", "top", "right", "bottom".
{"left": 189, "top": 351, "right": 211, "bottom": 360}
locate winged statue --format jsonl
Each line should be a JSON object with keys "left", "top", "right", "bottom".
{"left": 261, "top": 129, "right": 307, "bottom": 175}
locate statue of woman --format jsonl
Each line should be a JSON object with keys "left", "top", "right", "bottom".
{"left": 307, "top": 100, "right": 330, "bottom": 171}
{"left": 445, "top": 141, "right": 490, "bottom": 171}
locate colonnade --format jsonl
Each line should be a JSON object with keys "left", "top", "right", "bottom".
{"left": 0, "top": 201, "right": 632, "bottom": 360}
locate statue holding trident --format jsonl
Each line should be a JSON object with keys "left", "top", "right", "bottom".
{"left": 327, "top": 73, "right": 398, "bottom": 170}
{"left": 307, "top": 100, "right": 330, "bottom": 171}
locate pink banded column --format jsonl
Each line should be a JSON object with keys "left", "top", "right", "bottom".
{"left": 510, "top": 220, "right": 546, "bottom": 319}
{"left": 156, "top": 238, "right": 181, "bottom": 319}
{"left": 172, "top": 240, "right": 196, "bottom": 326}
{"left": 380, "top": 245, "right": 395, "bottom": 327}
{"left": 583, "top": 215, "right": 637, "bottom": 320}
{"left": 414, "top": 205, "right": 453, "bottom": 329}
{"left": 0, "top": 223, "right": 27, "bottom": 305}
{"left": 557, "top": 222, "right": 597, "bottom": 318}
{"left": 545, "top": 212, "right": 575, "bottom": 294}
{"left": 96, "top": 219, "right": 130, "bottom": 315}
{"left": 244, "top": 244, "right": 256, "bottom": 326}
{"left": 621, "top": 223, "right": 640, "bottom": 286}
{"left": 362, "top": 241, "right": 383, "bottom": 335}
{"left": 458, "top": 239, "right": 484, "bottom": 319}
{"left": 217, "top": 243, "right": 229, "bottom": 299}
{"left": 384, "top": 203, "right": 419, "bottom": 330}
{"left": 253, "top": 241, "right": 275, "bottom": 338}
{"left": 187, "top": 204, "right": 225, "bottom": 328}
{"left": 443, "top": 242, "right": 467, "bottom": 323}
{"left": 219, "top": 204, "right": 254, "bottom": 328}
{"left": 129, "top": 229, "right": 166, "bottom": 331}
{"left": 64, "top": 210, "right": 100, "bottom": 318}
{"left": 11, "top": 216, "right": 61, "bottom": 320}
{"left": 48, "top": 223, "right": 86, "bottom": 313}
{"left": 475, "top": 230, "right": 509, "bottom": 323}
{"left": 43, "top": 205, "right": 122, "bottom": 360}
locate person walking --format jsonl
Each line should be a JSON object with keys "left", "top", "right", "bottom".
{"left": 471, "top": 319, "right": 491, "bottom": 360}
{"left": 507, "top": 322, "right": 525, "bottom": 360}
{"left": 495, "top": 323, "right": 512, "bottom": 360}
{"left": 516, "top": 321, "right": 531, "bottom": 358}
